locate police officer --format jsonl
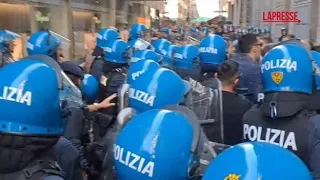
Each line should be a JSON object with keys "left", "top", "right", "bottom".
{"left": 27, "top": 31, "right": 62, "bottom": 62}
{"left": 114, "top": 108, "right": 203, "bottom": 179}
{"left": 127, "top": 65, "right": 190, "bottom": 113}
{"left": 101, "top": 62, "right": 191, "bottom": 179}
{"left": 59, "top": 60, "right": 118, "bottom": 180}
{"left": 90, "top": 28, "right": 121, "bottom": 81}
{"left": 0, "top": 30, "right": 20, "bottom": 67}
{"left": 198, "top": 34, "right": 228, "bottom": 87}
{"left": 278, "top": 27, "right": 288, "bottom": 42}
{"left": 130, "top": 49, "right": 160, "bottom": 64}
{"left": 0, "top": 58, "right": 65, "bottom": 179}
{"left": 242, "top": 43, "right": 320, "bottom": 176}
{"left": 203, "top": 142, "right": 312, "bottom": 180}
{"left": 127, "top": 24, "right": 153, "bottom": 55}
{"left": 310, "top": 50, "right": 320, "bottom": 113}
{"left": 26, "top": 31, "right": 89, "bottom": 179}
{"left": 97, "top": 39, "right": 128, "bottom": 118}
{"left": 172, "top": 44, "right": 201, "bottom": 81}
{"left": 151, "top": 38, "right": 173, "bottom": 68}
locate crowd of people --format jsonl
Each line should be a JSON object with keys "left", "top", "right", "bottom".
{"left": 0, "top": 21, "right": 320, "bottom": 180}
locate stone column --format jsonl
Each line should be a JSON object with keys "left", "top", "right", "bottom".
{"left": 49, "top": 0, "right": 72, "bottom": 60}
{"left": 108, "top": 0, "right": 116, "bottom": 27}
{"left": 29, "top": 6, "right": 38, "bottom": 33}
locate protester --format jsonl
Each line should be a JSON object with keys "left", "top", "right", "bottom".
{"left": 217, "top": 60, "right": 253, "bottom": 145}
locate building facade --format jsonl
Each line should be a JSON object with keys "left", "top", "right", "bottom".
{"left": 178, "top": 0, "right": 189, "bottom": 22}
{"left": 0, "top": 0, "right": 166, "bottom": 59}
{"left": 190, "top": 0, "right": 200, "bottom": 19}
{"left": 220, "top": 0, "right": 320, "bottom": 44}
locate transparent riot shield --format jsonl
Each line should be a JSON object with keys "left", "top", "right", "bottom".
{"left": 100, "top": 106, "right": 137, "bottom": 180}
{"left": 199, "top": 131, "right": 231, "bottom": 174}
{"left": 49, "top": 30, "right": 70, "bottom": 50}
{"left": 163, "top": 105, "right": 230, "bottom": 175}
{"left": 185, "top": 78, "right": 224, "bottom": 143}
{"left": 60, "top": 70, "right": 83, "bottom": 107}
{"left": 187, "top": 36, "right": 200, "bottom": 46}
{"left": 117, "top": 83, "right": 130, "bottom": 112}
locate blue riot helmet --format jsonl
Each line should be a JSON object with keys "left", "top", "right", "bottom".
{"left": 130, "top": 24, "right": 148, "bottom": 40}
{"left": 311, "top": 50, "right": 320, "bottom": 90}
{"left": 128, "top": 38, "right": 153, "bottom": 51}
{"left": 131, "top": 49, "right": 160, "bottom": 64}
{"left": 151, "top": 38, "right": 172, "bottom": 55}
{"left": 233, "top": 40, "right": 240, "bottom": 53}
{"left": 104, "top": 39, "right": 128, "bottom": 64}
{"left": 118, "top": 60, "right": 161, "bottom": 111}
{"left": 203, "top": 27, "right": 209, "bottom": 36}
{"left": 160, "top": 27, "right": 171, "bottom": 38}
{"left": 241, "top": 29, "right": 248, "bottom": 34}
{"left": 265, "top": 27, "right": 271, "bottom": 33}
{"left": 261, "top": 43, "right": 313, "bottom": 94}
{"left": 128, "top": 68, "right": 190, "bottom": 113}
{"left": 173, "top": 45, "right": 199, "bottom": 70}
{"left": 151, "top": 39, "right": 172, "bottom": 66}
{"left": 114, "top": 108, "right": 202, "bottom": 179}
{"left": 0, "top": 56, "right": 64, "bottom": 135}
{"left": 202, "top": 142, "right": 312, "bottom": 180}
{"left": 81, "top": 74, "right": 99, "bottom": 102}
{"left": 199, "top": 35, "right": 227, "bottom": 65}
{"left": 247, "top": 25, "right": 254, "bottom": 33}
{"left": 27, "top": 31, "right": 61, "bottom": 60}
{"left": 96, "top": 28, "right": 120, "bottom": 48}
{"left": 126, "top": 59, "right": 161, "bottom": 84}
{"left": 162, "top": 45, "right": 177, "bottom": 68}
{"left": 0, "top": 30, "right": 20, "bottom": 50}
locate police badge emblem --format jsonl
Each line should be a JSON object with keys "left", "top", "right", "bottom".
{"left": 224, "top": 173, "right": 240, "bottom": 180}
{"left": 271, "top": 71, "right": 283, "bottom": 84}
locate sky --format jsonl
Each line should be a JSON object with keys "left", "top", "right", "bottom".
{"left": 165, "top": 0, "right": 220, "bottom": 19}
{"left": 196, "top": 0, "right": 219, "bottom": 18}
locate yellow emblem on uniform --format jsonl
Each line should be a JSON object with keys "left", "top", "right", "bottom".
{"left": 271, "top": 71, "right": 283, "bottom": 84}
{"left": 224, "top": 173, "right": 240, "bottom": 180}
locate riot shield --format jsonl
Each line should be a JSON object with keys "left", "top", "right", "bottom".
{"left": 199, "top": 132, "right": 231, "bottom": 174}
{"left": 163, "top": 105, "right": 230, "bottom": 174}
{"left": 117, "top": 83, "right": 130, "bottom": 112}
{"left": 201, "top": 78, "right": 224, "bottom": 143}
{"left": 60, "top": 70, "right": 83, "bottom": 107}
{"left": 187, "top": 36, "right": 200, "bottom": 46}
{"left": 185, "top": 78, "right": 224, "bottom": 143}
{"left": 100, "top": 107, "right": 137, "bottom": 180}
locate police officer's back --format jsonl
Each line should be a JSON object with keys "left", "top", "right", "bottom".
{"left": 0, "top": 59, "right": 65, "bottom": 180}
{"left": 242, "top": 43, "right": 319, "bottom": 175}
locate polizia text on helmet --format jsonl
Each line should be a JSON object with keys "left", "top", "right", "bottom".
{"left": 243, "top": 124, "right": 297, "bottom": 151}
{"left": 114, "top": 144, "right": 154, "bottom": 177}
{"left": 0, "top": 86, "right": 32, "bottom": 106}
{"left": 131, "top": 70, "right": 145, "bottom": 81}
{"left": 129, "top": 88, "right": 155, "bottom": 106}
{"left": 199, "top": 47, "right": 218, "bottom": 54}
{"left": 261, "top": 59, "right": 297, "bottom": 73}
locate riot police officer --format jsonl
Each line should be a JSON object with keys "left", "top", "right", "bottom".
{"left": 203, "top": 142, "right": 312, "bottom": 180}
{"left": 0, "top": 30, "right": 20, "bottom": 67}
{"left": 198, "top": 34, "right": 227, "bottom": 87}
{"left": 242, "top": 42, "right": 320, "bottom": 177}
{"left": 90, "top": 28, "right": 121, "bottom": 81}
{"left": 0, "top": 58, "right": 65, "bottom": 180}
